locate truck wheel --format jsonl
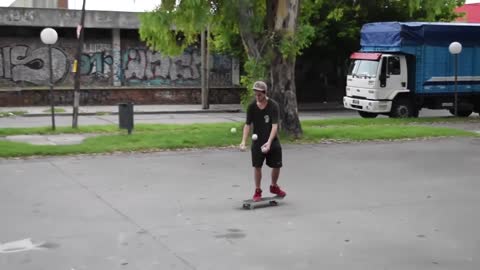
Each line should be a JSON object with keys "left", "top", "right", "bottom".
{"left": 358, "top": 111, "right": 378, "bottom": 118}
{"left": 390, "top": 98, "right": 415, "bottom": 118}
{"left": 448, "top": 109, "right": 473, "bottom": 117}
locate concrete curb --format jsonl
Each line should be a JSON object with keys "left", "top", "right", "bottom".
{"left": 299, "top": 105, "right": 345, "bottom": 112}
{"left": 2, "top": 103, "right": 347, "bottom": 117}
{"left": 22, "top": 109, "right": 243, "bottom": 117}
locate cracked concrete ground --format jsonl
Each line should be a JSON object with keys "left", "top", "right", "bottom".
{"left": 1, "top": 138, "right": 479, "bottom": 270}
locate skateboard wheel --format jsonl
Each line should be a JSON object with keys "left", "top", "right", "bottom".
{"left": 269, "top": 201, "right": 278, "bottom": 205}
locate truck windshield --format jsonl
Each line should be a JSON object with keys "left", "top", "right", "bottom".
{"left": 348, "top": 60, "right": 379, "bottom": 78}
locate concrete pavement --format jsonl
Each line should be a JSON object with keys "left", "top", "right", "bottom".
{"left": 1, "top": 103, "right": 480, "bottom": 269}
{"left": 1, "top": 138, "right": 479, "bottom": 269}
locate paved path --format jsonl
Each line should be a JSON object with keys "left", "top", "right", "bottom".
{"left": 1, "top": 138, "right": 479, "bottom": 270}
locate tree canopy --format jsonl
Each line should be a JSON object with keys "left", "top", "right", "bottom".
{"left": 140, "top": 0, "right": 309, "bottom": 137}
{"left": 139, "top": 0, "right": 466, "bottom": 137}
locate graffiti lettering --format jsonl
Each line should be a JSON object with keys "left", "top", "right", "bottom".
{"left": 0, "top": 43, "right": 234, "bottom": 87}
{"left": 209, "top": 55, "right": 232, "bottom": 86}
{"left": 123, "top": 48, "right": 201, "bottom": 85}
{"left": 146, "top": 50, "right": 170, "bottom": 79}
{"left": 0, "top": 45, "right": 68, "bottom": 85}
{"left": 211, "top": 55, "right": 232, "bottom": 71}
{"left": 81, "top": 52, "right": 113, "bottom": 77}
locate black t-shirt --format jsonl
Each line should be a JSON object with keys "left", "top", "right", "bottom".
{"left": 246, "top": 98, "right": 280, "bottom": 144}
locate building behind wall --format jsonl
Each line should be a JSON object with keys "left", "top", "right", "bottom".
{"left": 10, "top": 0, "right": 68, "bottom": 9}
{"left": 0, "top": 7, "right": 241, "bottom": 106}
{"left": 455, "top": 3, "right": 480, "bottom": 23}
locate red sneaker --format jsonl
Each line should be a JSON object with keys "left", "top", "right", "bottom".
{"left": 253, "top": 188, "right": 262, "bottom": 202}
{"left": 270, "top": 185, "right": 286, "bottom": 197}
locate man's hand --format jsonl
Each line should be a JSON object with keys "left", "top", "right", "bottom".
{"left": 261, "top": 142, "right": 271, "bottom": 153}
{"left": 240, "top": 124, "right": 250, "bottom": 151}
{"left": 239, "top": 142, "right": 246, "bottom": 151}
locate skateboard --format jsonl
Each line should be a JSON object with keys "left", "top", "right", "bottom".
{"left": 242, "top": 196, "right": 285, "bottom": 210}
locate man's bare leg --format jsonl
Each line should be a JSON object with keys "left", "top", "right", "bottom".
{"left": 254, "top": 167, "right": 262, "bottom": 189}
{"left": 271, "top": 168, "right": 280, "bottom": 186}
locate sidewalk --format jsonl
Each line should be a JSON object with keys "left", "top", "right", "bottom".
{"left": 0, "top": 102, "right": 346, "bottom": 146}
{"left": 0, "top": 102, "right": 344, "bottom": 117}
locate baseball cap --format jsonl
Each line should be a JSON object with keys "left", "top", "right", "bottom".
{"left": 252, "top": 81, "right": 268, "bottom": 92}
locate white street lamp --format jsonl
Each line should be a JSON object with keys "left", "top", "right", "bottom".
{"left": 40, "top": 28, "right": 58, "bottom": 130}
{"left": 40, "top": 28, "right": 58, "bottom": 45}
{"left": 449, "top": 41, "right": 462, "bottom": 55}
{"left": 449, "top": 41, "right": 462, "bottom": 117}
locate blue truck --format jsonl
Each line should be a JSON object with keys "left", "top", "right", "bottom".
{"left": 343, "top": 22, "right": 480, "bottom": 118}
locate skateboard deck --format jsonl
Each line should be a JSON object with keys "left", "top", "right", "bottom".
{"left": 242, "top": 196, "right": 285, "bottom": 210}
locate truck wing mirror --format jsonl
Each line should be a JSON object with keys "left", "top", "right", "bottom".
{"left": 379, "top": 74, "right": 387, "bottom": 88}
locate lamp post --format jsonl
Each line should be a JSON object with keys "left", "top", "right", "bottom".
{"left": 449, "top": 41, "right": 462, "bottom": 117}
{"left": 40, "top": 27, "right": 58, "bottom": 130}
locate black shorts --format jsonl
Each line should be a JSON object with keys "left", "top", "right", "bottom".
{"left": 251, "top": 140, "right": 282, "bottom": 168}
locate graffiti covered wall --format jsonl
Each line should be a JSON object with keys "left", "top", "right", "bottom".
{"left": 123, "top": 47, "right": 202, "bottom": 86}
{"left": 0, "top": 45, "right": 69, "bottom": 85}
{"left": 121, "top": 39, "right": 233, "bottom": 87}
{"left": 0, "top": 37, "right": 114, "bottom": 87}
{"left": 0, "top": 36, "right": 235, "bottom": 88}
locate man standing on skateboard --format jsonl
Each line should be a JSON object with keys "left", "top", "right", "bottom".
{"left": 240, "top": 81, "right": 287, "bottom": 202}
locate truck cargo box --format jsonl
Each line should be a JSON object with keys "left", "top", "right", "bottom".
{"left": 360, "top": 22, "right": 480, "bottom": 95}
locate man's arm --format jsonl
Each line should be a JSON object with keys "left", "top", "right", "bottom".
{"left": 262, "top": 101, "right": 280, "bottom": 152}
{"left": 240, "top": 124, "right": 251, "bottom": 151}
{"left": 262, "top": 123, "right": 278, "bottom": 152}
{"left": 267, "top": 123, "right": 278, "bottom": 144}
{"left": 241, "top": 102, "right": 253, "bottom": 151}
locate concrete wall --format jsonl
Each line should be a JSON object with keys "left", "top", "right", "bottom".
{"left": 120, "top": 38, "right": 235, "bottom": 88}
{"left": 0, "top": 32, "right": 236, "bottom": 88}
{"left": 0, "top": 7, "right": 140, "bottom": 29}
{"left": 10, "top": 0, "right": 67, "bottom": 8}
{"left": 10, "top": 0, "right": 59, "bottom": 8}
{"left": 0, "top": 8, "right": 241, "bottom": 105}
{"left": 0, "top": 87, "right": 242, "bottom": 106}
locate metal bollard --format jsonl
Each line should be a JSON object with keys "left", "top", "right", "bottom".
{"left": 118, "top": 102, "right": 134, "bottom": 134}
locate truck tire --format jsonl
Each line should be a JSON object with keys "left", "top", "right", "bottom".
{"left": 358, "top": 111, "right": 378, "bottom": 118}
{"left": 390, "top": 98, "right": 416, "bottom": 118}
{"left": 448, "top": 109, "right": 473, "bottom": 117}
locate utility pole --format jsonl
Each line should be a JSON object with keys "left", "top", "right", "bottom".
{"left": 201, "top": 27, "right": 210, "bottom": 109}
{"left": 201, "top": 30, "right": 206, "bottom": 109}
{"left": 206, "top": 25, "right": 210, "bottom": 108}
{"left": 72, "top": 0, "right": 86, "bottom": 128}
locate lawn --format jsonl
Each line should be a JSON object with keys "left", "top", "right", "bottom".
{"left": 0, "top": 117, "right": 478, "bottom": 157}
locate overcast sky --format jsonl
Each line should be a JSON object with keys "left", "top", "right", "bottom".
{"left": 0, "top": 0, "right": 478, "bottom": 11}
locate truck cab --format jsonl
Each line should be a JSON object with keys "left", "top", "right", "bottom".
{"left": 344, "top": 52, "right": 411, "bottom": 118}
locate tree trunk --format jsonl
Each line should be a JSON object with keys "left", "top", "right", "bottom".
{"left": 268, "top": 0, "right": 303, "bottom": 137}
{"left": 237, "top": 0, "right": 303, "bottom": 137}
{"left": 238, "top": 0, "right": 262, "bottom": 60}
{"left": 270, "top": 50, "right": 302, "bottom": 137}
